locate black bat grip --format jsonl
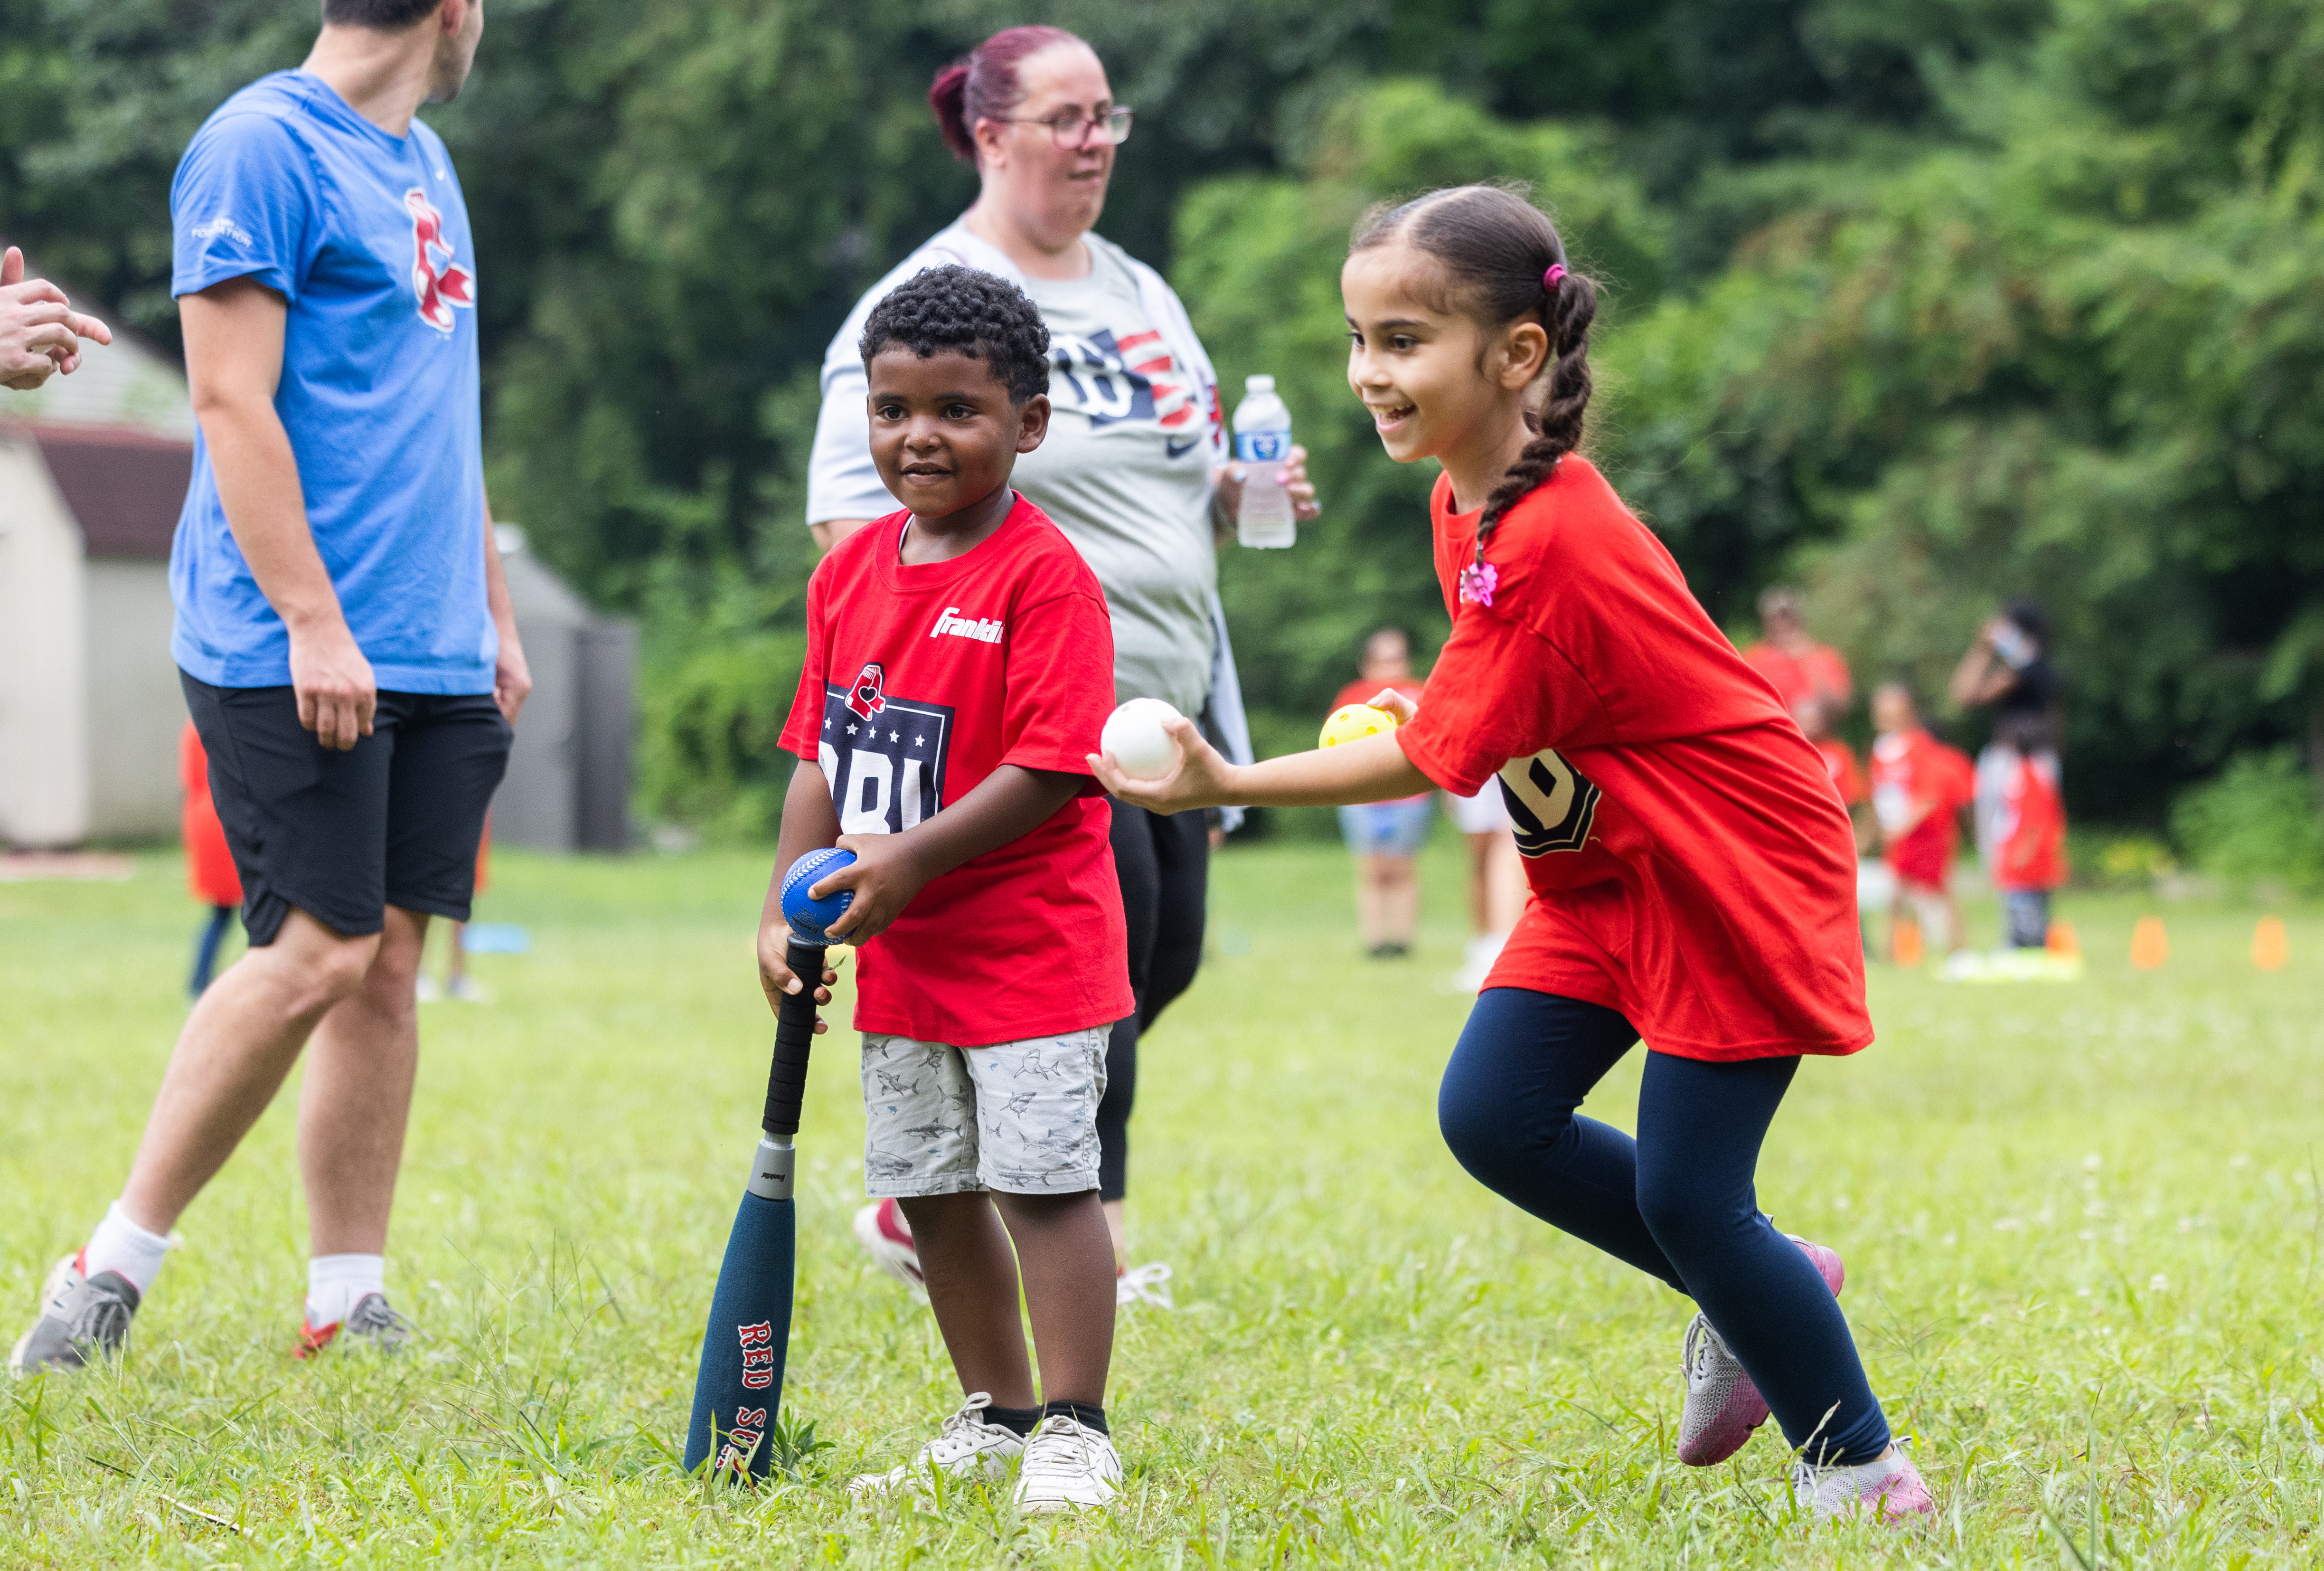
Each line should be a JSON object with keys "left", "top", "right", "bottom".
{"left": 764, "top": 937, "right": 826, "bottom": 1139}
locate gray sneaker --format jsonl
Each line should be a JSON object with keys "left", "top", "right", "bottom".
{"left": 10, "top": 1254, "right": 140, "bottom": 1374}
{"left": 295, "top": 1292, "right": 415, "bottom": 1359}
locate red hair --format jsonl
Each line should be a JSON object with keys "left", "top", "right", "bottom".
{"left": 928, "top": 25, "right": 1085, "bottom": 163}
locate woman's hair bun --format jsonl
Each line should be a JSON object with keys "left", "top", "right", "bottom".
{"left": 929, "top": 61, "right": 975, "bottom": 161}
{"left": 926, "top": 25, "right": 1084, "bottom": 166}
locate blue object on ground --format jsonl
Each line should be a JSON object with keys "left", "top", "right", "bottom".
{"left": 780, "top": 848, "right": 856, "bottom": 941}
{"left": 461, "top": 923, "right": 531, "bottom": 955}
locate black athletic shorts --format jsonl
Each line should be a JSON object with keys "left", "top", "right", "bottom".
{"left": 181, "top": 671, "right": 512, "bottom": 946}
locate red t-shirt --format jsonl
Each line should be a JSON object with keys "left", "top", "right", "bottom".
{"left": 778, "top": 497, "right": 1132, "bottom": 1046}
{"left": 1869, "top": 729, "right": 1973, "bottom": 889}
{"left": 1741, "top": 641, "right": 1853, "bottom": 716}
{"left": 1332, "top": 677, "right": 1429, "bottom": 805}
{"left": 1816, "top": 738, "right": 1867, "bottom": 806}
{"left": 179, "top": 722, "right": 242, "bottom": 908}
{"left": 1993, "top": 751, "right": 2068, "bottom": 892}
{"left": 1397, "top": 460, "right": 1871, "bottom": 1061}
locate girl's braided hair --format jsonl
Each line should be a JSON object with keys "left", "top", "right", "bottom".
{"left": 1349, "top": 184, "right": 1598, "bottom": 571}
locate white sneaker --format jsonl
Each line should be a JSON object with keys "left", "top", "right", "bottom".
{"left": 847, "top": 1392, "right": 1024, "bottom": 1497}
{"left": 444, "top": 975, "right": 491, "bottom": 1003}
{"left": 1013, "top": 1414, "right": 1121, "bottom": 1514}
{"left": 1115, "top": 1261, "right": 1173, "bottom": 1309}
{"left": 1793, "top": 1445, "right": 1935, "bottom": 1524}
{"left": 852, "top": 1198, "right": 924, "bottom": 1289}
{"left": 413, "top": 974, "right": 442, "bottom": 1003}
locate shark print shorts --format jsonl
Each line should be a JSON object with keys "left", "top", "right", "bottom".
{"left": 859, "top": 1027, "right": 1109, "bottom": 1197}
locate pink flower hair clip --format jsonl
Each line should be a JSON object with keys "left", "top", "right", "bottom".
{"left": 1458, "top": 559, "right": 1498, "bottom": 608}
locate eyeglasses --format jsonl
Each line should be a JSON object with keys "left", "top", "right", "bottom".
{"left": 990, "top": 107, "right": 1134, "bottom": 149}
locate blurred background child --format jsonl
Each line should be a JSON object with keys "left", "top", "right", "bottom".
{"left": 1951, "top": 599, "right": 2066, "bottom": 948}
{"left": 1742, "top": 586, "right": 1852, "bottom": 724}
{"left": 415, "top": 819, "right": 492, "bottom": 1003}
{"left": 1986, "top": 713, "right": 2068, "bottom": 946}
{"left": 1443, "top": 779, "right": 1525, "bottom": 991}
{"left": 1794, "top": 695, "right": 1868, "bottom": 845}
{"left": 1868, "top": 684, "right": 1973, "bottom": 960}
{"left": 178, "top": 720, "right": 241, "bottom": 996}
{"left": 1334, "top": 628, "right": 1431, "bottom": 958}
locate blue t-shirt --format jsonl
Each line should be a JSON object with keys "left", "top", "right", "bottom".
{"left": 169, "top": 71, "right": 493, "bottom": 694}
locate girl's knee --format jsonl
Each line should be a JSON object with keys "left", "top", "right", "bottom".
{"left": 1438, "top": 1082, "right": 1563, "bottom": 1194}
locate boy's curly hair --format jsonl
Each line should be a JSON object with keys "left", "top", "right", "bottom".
{"left": 859, "top": 265, "right": 1052, "bottom": 405}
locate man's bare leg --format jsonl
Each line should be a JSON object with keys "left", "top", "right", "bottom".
{"left": 299, "top": 907, "right": 428, "bottom": 1256}
{"left": 119, "top": 909, "right": 380, "bottom": 1236}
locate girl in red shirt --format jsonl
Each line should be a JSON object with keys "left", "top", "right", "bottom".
{"left": 1092, "top": 186, "right": 1931, "bottom": 1524}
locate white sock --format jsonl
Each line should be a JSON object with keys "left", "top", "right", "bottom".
{"left": 83, "top": 1202, "right": 174, "bottom": 1296}
{"left": 305, "top": 1254, "right": 386, "bottom": 1328}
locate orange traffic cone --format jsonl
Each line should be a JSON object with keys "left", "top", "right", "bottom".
{"left": 2046, "top": 920, "right": 2079, "bottom": 957}
{"left": 2253, "top": 916, "right": 2288, "bottom": 971}
{"left": 1893, "top": 916, "right": 1924, "bottom": 968}
{"left": 2130, "top": 916, "right": 2168, "bottom": 970}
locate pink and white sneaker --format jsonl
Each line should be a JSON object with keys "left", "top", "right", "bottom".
{"left": 852, "top": 1198, "right": 924, "bottom": 1289}
{"left": 1676, "top": 1234, "right": 1846, "bottom": 1466}
{"left": 1793, "top": 1445, "right": 1936, "bottom": 1524}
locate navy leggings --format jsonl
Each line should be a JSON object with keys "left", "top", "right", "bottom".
{"left": 1438, "top": 988, "right": 1891, "bottom": 1465}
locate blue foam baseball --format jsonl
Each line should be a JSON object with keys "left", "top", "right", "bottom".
{"left": 780, "top": 847, "right": 856, "bottom": 941}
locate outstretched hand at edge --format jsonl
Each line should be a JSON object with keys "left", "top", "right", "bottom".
{"left": 1088, "top": 712, "right": 1238, "bottom": 815}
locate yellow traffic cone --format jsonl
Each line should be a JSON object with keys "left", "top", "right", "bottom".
{"left": 2130, "top": 916, "right": 2168, "bottom": 970}
{"left": 2253, "top": 917, "right": 2288, "bottom": 972}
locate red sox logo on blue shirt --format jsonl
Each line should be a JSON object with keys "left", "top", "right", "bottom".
{"left": 845, "top": 662, "right": 888, "bottom": 720}
{"left": 403, "top": 188, "right": 474, "bottom": 333}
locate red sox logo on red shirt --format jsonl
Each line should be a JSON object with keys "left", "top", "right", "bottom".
{"left": 403, "top": 188, "right": 474, "bottom": 333}
{"left": 845, "top": 662, "right": 888, "bottom": 721}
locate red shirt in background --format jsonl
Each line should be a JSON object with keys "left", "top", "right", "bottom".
{"left": 179, "top": 721, "right": 242, "bottom": 908}
{"left": 1398, "top": 459, "right": 1871, "bottom": 1062}
{"left": 1816, "top": 738, "right": 1867, "bottom": 807}
{"left": 1992, "top": 751, "right": 2068, "bottom": 891}
{"left": 1870, "top": 729, "right": 1974, "bottom": 889}
{"left": 1332, "top": 677, "right": 1429, "bottom": 805}
{"left": 1742, "top": 640, "right": 1853, "bottom": 717}
{"left": 779, "top": 496, "right": 1132, "bottom": 1046}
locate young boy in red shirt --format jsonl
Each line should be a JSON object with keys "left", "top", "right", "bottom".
{"left": 755, "top": 267, "right": 1131, "bottom": 1514}
{"left": 1868, "top": 683, "right": 1973, "bottom": 958}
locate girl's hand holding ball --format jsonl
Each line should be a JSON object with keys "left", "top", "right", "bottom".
{"left": 1091, "top": 699, "right": 1238, "bottom": 813}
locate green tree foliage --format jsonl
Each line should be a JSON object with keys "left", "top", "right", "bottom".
{"left": 1602, "top": 0, "right": 2324, "bottom": 820}
{"left": 2, "top": 0, "right": 2313, "bottom": 836}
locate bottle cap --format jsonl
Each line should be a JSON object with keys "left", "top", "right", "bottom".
{"left": 1245, "top": 373, "right": 1275, "bottom": 391}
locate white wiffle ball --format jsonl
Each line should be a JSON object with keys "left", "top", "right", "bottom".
{"left": 1101, "top": 698, "right": 1184, "bottom": 781}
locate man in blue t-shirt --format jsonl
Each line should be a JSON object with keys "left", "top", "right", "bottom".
{"left": 12, "top": 0, "right": 530, "bottom": 1374}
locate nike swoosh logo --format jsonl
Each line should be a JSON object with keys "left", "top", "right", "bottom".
{"left": 1165, "top": 436, "right": 1201, "bottom": 459}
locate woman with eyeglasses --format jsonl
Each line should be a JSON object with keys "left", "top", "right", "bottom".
{"left": 806, "top": 24, "right": 1319, "bottom": 1308}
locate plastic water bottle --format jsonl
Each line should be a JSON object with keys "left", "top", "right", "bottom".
{"left": 1233, "top": 374, "right": 1297, "bottom": 548}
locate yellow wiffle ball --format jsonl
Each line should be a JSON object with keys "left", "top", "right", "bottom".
{"left": 1319, "top": 703, "right": 1402, "bottom": 749}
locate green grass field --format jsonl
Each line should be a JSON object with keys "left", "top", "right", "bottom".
{"left": 1, "top": 841, "right": 2318, "bottom": 1567}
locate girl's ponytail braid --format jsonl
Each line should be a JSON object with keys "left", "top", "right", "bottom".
{"left": 1478, "top": 265, "right": 1596, "bottom": 556}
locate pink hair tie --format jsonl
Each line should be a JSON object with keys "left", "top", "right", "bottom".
{"left": 1543, "top": 264, "right": 1566, "bottom": 292}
